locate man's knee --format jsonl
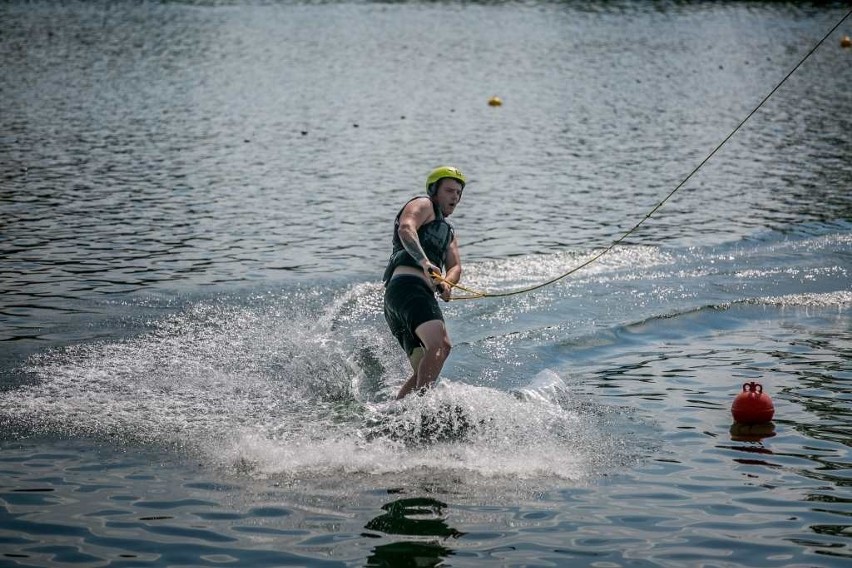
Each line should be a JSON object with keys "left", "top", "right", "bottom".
{"left": 427, "top": 334, "right": 451, "bottom": 361}
{"left": 424, "top": 338, "right": 453, "bottom": 362}
{"left": 415, "top": 320, "right": 451, "bottom": 357}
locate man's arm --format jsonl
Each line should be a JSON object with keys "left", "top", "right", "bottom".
{"left": 396, "top": 198, "right": 438, "bottom": 276}
{"left": 438, "top": 236, "right": 461, "bottom": 301}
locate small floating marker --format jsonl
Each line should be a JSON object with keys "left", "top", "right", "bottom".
{"left": 841, "top": 35, "right": 852, "bottom": 48}
{"left": 488, "top": 96, "right": 503, "bottom": 107}
{"left": 300, "top": 130, "right": 308, "bottom": 135}
{"left": 731, "top": 381, "right": 775, "bottom": 424}
{"left": 353, "top": 123, "right": 359, "bottom": 128}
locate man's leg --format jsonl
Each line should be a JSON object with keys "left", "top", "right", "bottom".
{"left": 395, "top": 347, "right": 425, "bottom": 400}
{"left": 413, "top": 319, "right": 452, "bottom": 391}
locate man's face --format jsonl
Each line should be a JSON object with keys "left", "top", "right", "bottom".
{"left": 435, "top": 179, "right": 463, "bottom": 217}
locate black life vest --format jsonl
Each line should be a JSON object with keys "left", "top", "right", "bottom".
{"left": 382, "top": 197, "right": 454, "bottom": 285}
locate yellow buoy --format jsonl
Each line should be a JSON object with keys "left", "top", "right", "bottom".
{"left": 488, "top": 96, "right": 503, "bottom": 107}
{"left": 841, "top": 35, "right": 852, "bottom": 48}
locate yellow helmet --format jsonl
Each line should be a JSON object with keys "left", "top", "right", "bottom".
{"left": 426, "top": 166, "right": 466, "bottom": 196}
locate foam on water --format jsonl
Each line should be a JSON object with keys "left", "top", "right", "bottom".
{"left": 459, "top": 245, "right": 675, "bottom": 295}
{"left": 0, "top": 284, "right": 640, "bottom": 488}
{"left": 222, "top": 376, "right": 608, "bottom": 485}
{"left": 754, "top": 290, "right": 852, "bottom": 309}
{"left": 1, "top": 229, "right": 844, "bottom": 491}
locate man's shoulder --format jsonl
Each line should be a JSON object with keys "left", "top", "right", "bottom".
{"left": 401, "top": 196, "right": 434, "bottom": 215}
{"left": 403, "top": 195, "right": 431, "bottom": 207}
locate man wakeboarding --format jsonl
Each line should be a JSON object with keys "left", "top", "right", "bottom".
{"left": 382, "top": 166, "right": 466, "bottom": 400}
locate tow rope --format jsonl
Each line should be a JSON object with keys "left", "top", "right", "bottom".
{"left": 436, "top": 8, "right": 851, "bottom": 301}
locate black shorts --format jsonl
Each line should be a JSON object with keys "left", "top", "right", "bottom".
{"left": 383, "top": 275, "right": 444, "bottom": 357}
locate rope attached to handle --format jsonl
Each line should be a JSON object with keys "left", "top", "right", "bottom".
{"left": 431, "top": 8, "right": 851, "bottom": 302}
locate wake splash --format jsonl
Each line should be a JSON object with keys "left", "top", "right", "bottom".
{"left": 219, "top": 374, "right": 639, "bottom": 487}
{"left": 0, "top": 285, "right": 640, "bottom": 488}
{"left": 3, "top": 223, "right": 846, "bottom": 489}
{"left": 219, "top": 370, "right": 647, "bottom": 491}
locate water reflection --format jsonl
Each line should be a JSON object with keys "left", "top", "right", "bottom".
{"left": 365, "top": 540, "right": 454, "bottom": 568}
{"left": 729, "top": 422, "right": 777, "bottom": 443}
{"left": 364, "top": 497, "right": 464, "bottom": 568}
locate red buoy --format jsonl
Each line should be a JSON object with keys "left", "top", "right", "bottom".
{"left": 731, "top": 382, "right": 775, "bottom": 424}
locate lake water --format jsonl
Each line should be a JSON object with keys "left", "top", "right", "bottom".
{"left": 1, "top": 1, "right": 851, "bottom": 566}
